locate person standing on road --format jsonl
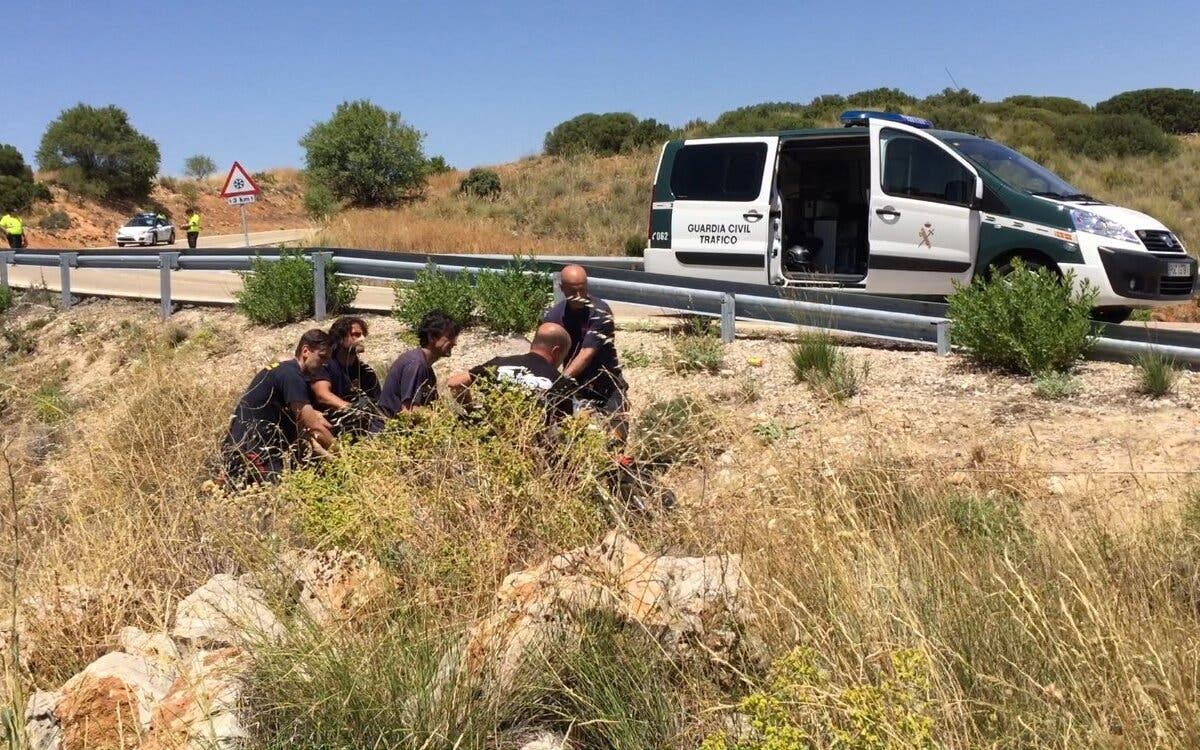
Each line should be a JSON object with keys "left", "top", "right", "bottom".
{"left": 378, "top": 310, "right": 462, "bottom": 416}
{"left": 1, "top": 209, "right": 25, "bottom": 249}
{"left": 186, "top": 208, "right": 201, "bottom": 249}
{"left": 542, "top": 264, "right": 628, "bottom": 439}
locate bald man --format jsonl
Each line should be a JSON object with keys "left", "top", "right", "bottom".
{"left": 543, "top": 264, "right": 627, "bottom": 436}
{"left": 447, "top": 322, "right": 578, "bottom": 422}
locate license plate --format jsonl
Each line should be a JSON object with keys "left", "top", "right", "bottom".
{"left": 1167, "top": 261, "right": 1192, "bottom": 277}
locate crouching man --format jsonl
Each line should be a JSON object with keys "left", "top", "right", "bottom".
{"left": 221, "top": 329, "right": 335, "bottom": 486}
{"left": 446, "top": 322, "right": 576, "bottom": 424}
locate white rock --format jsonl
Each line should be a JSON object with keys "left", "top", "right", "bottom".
{"left": 172, "top": 574, "right": 286, "bottom": 648}
{"left": 24, "top": 690, "right": 63, "bottom": 750}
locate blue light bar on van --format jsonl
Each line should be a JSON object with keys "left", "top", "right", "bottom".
{"left": 838, "top": 110, "right": 934, "bottom": 129}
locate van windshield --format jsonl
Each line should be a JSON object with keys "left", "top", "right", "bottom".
{"left": 941, "top": 137, "right": 1087, "bottom": 201}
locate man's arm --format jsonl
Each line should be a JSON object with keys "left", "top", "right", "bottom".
{"left": 290, "top": 402, "right": 334, "bottom": 449}
{"left": 446, "top": 371, "right": 474, "bottom": 403}
{"left": 310, "top": 379, "right": 351, "bottom": 411}
{"left": 563, "top": 347, "right": 598, "bottom": 379}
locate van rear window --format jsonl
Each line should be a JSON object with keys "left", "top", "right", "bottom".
{"left": 670, "top": 142, "right": 767, "bottom": 201}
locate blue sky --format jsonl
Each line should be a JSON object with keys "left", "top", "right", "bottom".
{"left": 5, "top": 0, "right": 1198, "bottom": 176}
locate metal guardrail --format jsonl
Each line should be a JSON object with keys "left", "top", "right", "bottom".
{"left": 2, "top": 247, "right": 1198, "bottom": 365}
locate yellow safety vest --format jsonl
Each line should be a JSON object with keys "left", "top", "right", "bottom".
{"left": 187, "top": 213, "right": 201, "bottom": 232}
{"left": 0, "top": 215, "right": 11, "bottom": 233}
{"left": 5, "top": 216, "right": 22, "bottom": 235}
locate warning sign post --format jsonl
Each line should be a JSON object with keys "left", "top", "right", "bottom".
{"left": 219, "top": 162, "right": 262, "bottom": 247}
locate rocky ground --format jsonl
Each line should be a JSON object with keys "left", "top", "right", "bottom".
{"left": 6, "top": 296, "right": 1196, "bottom": 527}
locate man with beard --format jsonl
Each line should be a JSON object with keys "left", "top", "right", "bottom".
{"left": 308, "top": 315, "right": 383, "bottom": 435}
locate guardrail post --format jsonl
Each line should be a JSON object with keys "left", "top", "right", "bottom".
{"left": 312, "top": 251, "right": 331, "bottom": 322}
{"left": 935, "top": 320, "right": 951, "bottom": 356}
{"left": 720, "top": 293, "right": 736, "bottom": 343}
{"left": 159, "top": 252, "right": 180, "bottom": 321}
{"left": 59, "top": 252, "right": 78, "bottom": 309}
{"left": 0, "top": 250, "right": 12, "bottom": 290}
{"left": 553, "top": 272, "right": 565, "bottom": 305}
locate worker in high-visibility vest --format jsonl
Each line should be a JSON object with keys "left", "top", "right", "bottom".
{"left": 186, "top": 208, "right": 201, "bottom": 249}
{"left": 1, "top": 209, "right": 24, "bottom": 249}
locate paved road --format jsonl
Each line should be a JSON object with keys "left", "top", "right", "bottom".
{"left": 90, "top": 228, "right": 314, "bottom": 251}
{"left": 4, "top": 260, "right": 675, "bottom": 319}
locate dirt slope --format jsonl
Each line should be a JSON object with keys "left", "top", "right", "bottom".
{"left": 20, "top": 169, "right": 311, "bottom": 249}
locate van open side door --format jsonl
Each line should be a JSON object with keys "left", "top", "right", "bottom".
{"left": 667, "top": 137, "right": 779, "bottom": 285}
{"left": 867, "top": 119, "right": 982, "bottom": 295}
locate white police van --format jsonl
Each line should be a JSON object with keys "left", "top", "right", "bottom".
{"left": 643, "top": 110, "right": 1195, "bottom": 322}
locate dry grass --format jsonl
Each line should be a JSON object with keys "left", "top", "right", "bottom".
{"left": 318, "top": 152, "right": 658, "bottom": 255}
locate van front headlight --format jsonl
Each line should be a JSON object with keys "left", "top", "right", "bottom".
{"left": 1069, "top": 209, "right": 1139, "bottom": 243}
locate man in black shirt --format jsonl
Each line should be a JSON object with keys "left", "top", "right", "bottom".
{"left": 447, "top": 322, "right": 576, "bottom": 422}
{"left": 221, "top": 329, "right": 335, "bottom": 486}
{"left": 379, "top": 310, "right": 462, "bottom": 416}
{"left": 542, "top": 264, "right": 628, "bottom": 438}
{"left": 308, "top": 316, "right": 382, "bottom": 435}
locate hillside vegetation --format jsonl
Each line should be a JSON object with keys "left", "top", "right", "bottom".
{"left": 320, "top": 89, "right": 1200, "bottom": 258}
{"left": 3, "top": 293, "right": 1200, "bottom": 747}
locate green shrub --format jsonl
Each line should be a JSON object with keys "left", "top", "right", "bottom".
{"left": 179, "top": 181, "right": 200, "bottom": 203}
{"left": 37, "top": 104, "right": 160, "bottom": 200}
{"left": 1032, "top": 370, "right": 1078, "bottom": 400}
{"left": 183, "top": 154, "right": 216, "bottom": 180}
{"left": 473, "top": 259, "right": 551, "bottom": 334}
{"left": 458, "top": 168, "right": 501, "bottom": 200}
{"left": 789, "top": 331, "right": 840, "bottom": 379}
{"left": 623, "top": 232, "right": 645, "bottom": 256}
{"left": 667, "top": 333, "right": 724, "bottom": 375}
{"left": 1096, "top": 88, "right": 1200, "bottom": 134}
{"left": 38, "top": 211, "right": 71, "bottom": 231}
{"left": 703, "top": 102, "right": 815, "bottom": 136}
{"left": 946, "top": 492, "right": 1029, "bottom": 547}
{"left": 1056, "top": 113, "right": 1177, "bottom": 158}
{"left": 0, "top": 144, "right": 43, "bottom": 211}
{"left": 426, "top": 155, "right": 452, "bottom": 174}
{"left": 236, "top": 250, "right": 358, "bottom": 326}
{"left": 925, "top": 105, "right": 987, "bottom": 134}
{"left": 1001, "top": 95, "right": 1091, "bottom": 116}
{"left": 635, "top": 395, "right": 716, "bottom": 468}
{"left": 301, "top": 99, "right": 427, "bottom": 206}
{"left": 700, "top": 646, "right": 935, "bottom": 750}
{"left": 1135, "top": 350, "right": 1178, "bottom": 398}
{"left": 789, "top": 332, "right": 865, "bottom": 401}
{"left": 544, "top": 112, "right": 671, "bottom": 156}
{"left": 392, "top": 263, "right": 474, "bottom": 328}
{"left": 621, "top": 346, "right": 650, "bottom": 368}
{"left": 947, "top": 261, "right": 1098, "bottom": 374}
{"left": 303, "top": 181, "right": 337, "bottom": 220}
{"left": 0, "top": 285, "right": 11, "bottom": 314}
{"left": 923, "top": 87, "right": 983, "bottom": 108}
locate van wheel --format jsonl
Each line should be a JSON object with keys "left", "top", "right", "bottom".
{"left": 990, "top": 255, "right": 1055, "bottom": 279}
{"left": 1091, "top": 307, "right": 1133, "bottom": 325}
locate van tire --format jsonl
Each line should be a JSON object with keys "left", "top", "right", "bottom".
{"left": 1091, "top": 307, "right": 1133, "bottom": 325}
{"left": 988, "top": 253, "right": 1058, "bottom": 280}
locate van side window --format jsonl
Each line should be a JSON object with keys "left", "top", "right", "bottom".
{"left": 670, "top": 143, "right": 768, "bottom": 201}
{"left": 881, "top": 130, "right": 974, "bottom": 206}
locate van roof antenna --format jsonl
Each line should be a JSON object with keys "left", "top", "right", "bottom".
{"left": 944, "top": 67, "right": 961, "bottom": 90}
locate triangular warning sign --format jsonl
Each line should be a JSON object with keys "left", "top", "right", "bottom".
{"left": 219, "top": 161, "right": 261, "bottom": 198}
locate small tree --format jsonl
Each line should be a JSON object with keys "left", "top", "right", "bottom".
{"left": 0, "top": 145, "right": 46, "bottom": 212}
{"left": 1096, "top": 88, "right": 1200, "bottom": 134}
{"left": 183, "top": 154, "right": 217, "bottom": 180}
{"left": 36, "top": 104, "right": 160, "bottom": 200}
{"left": 544, "top": 113, "right": 671, "bottom": 156}
{"left": 458, "top": 168, "right": 501, "bottom": 200}
{"left": 300, "top": 100, "right": 427, "bottom": 206}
